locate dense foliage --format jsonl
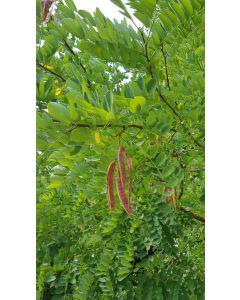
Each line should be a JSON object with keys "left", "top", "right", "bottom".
{"left": 36, "top": 0, "right": 205, "bottom": 299}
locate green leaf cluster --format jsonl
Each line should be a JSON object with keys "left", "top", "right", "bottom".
{"left": 36, "top": 0, "right": 205, "bottom": 298}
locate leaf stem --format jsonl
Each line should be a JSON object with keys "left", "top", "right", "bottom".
{"left": 36, "top": 61, "right": 66, "bottom": 82}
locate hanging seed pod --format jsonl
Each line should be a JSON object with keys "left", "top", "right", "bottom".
{"left": 117, "top": 171, "right": 132, "bottom": 215}
{"left": 41, "top": 0, "right": 54, "bottom": 23}
{"left": 106, "top": 161, "right": 116, "bottom": 210}
{"left": 118, "top": 146, "right": 126, "bottom": 187}
{"left": 127, "top": 156, "right": 132, "bottom": 202}
{"left": 164, "top": 187, "right": 170, "bottom": 203}
{"left": 164, "top": 187, "right": 177, "bottom": 210}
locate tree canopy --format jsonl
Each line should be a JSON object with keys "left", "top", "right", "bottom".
{"left": 36, "top": 0, "right": 205, "bottom": 299}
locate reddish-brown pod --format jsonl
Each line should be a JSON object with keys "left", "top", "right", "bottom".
{"left": 164, "top": 186, "right": 177, "bottom": 210}
{"left": 106, "top": 161, "right": 116, "bottom": 210}
{"left": 127, "top": 156, "right": 132, "bottom": 205}
{"left": 117, "top": 171, "right": 133, "bottom": 215}
{"left": 118, "top": 146, "right": 126, "bottom": 187}
{"left": 164, "top": 187, "right": 171, "bottom": 203}
{"left": 41, "top": 0, "right": 54, "bottom": 23}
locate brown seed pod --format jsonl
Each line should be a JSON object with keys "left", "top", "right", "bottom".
{"left": 164, "top": 187, "right": 177, "bottom": 210}
{"left": 41, "top": 0, "right": 54, "bottom": 23}
{"left": 164, "top": 187, "right": 170, "bottom": 203}
{"left": 127, "top": 156, "right": 132, "bottom": 203}
{"left": 117, "top": 171, "right": 132, "bottom": 215}
{"left": 118, "top": 146, "right": 126, "bottom": 187}
{"left": 106, "top": 161, "right": 116, "bottom": 210}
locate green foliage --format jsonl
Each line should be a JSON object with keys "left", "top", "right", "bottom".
{"left": 36, "top": 0, "right": 205, "bottom": 298}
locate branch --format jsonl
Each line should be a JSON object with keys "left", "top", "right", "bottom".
{"left": 158, "top": 91, "right": 204, "bottom": 149}
{"left": 64, "top": 40, "right": 92, "bottom": 89}
{"left": 122, "top": 5, "right": 151, "bottom": 67}
{"left": 125, "top": 9, "right": 202, "bottom": 152}
{"left": 64, "top": 40, "right": 76, "bottom": 57}
{"left": 157, "top": 91, "right": 182, "bottom": 120}
{"left": 137, "top": 27, "right": 204, "bottom": 150}
{"left": 37, "top": 110, "right": 144, "bottom": 131}
{"left": 126, "top": 11, "right": 143, "bottom": 36}
{"left": 161, "top": 44, "right": 171, "bottom": 91}
{"left": 189, "top": 135, "right": 204, "bottom": 149}
{"left": 64, "top": 41, "right": 86, "bottom": 73}
{"left": 36, "top": 61, "right": 66, "bottom": 82}
{"left": 136, "top": 26, "right": 182, "bottom": 121}
{"left": 179, "top": 206, "right": 205, "bottom": 223}
{"left": 70, "top": 123, "right": 143, "bottom": 130}
{"left": 168, "top": 131, "right": 177, "bottom": 144}
{"left": 138, "top": 30, "right": 155, "bottom": 78}
{"left": 176, "top": 179, "right": 204, "bottom": 223}
{"left": 157, "top": 80, "right": 204, "bottom": 149}
{"left": 178, "top": 181, "right": 184, "bottom": 200}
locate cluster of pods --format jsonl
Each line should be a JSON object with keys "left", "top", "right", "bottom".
{"left": 106, "top": 146, "right": 133, "bottom": 215}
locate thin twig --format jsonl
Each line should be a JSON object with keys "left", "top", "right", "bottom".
{"left": 158, "top": 91, "right": 204, "bottom": 149}
{"left": 64, "top": 40, "right": 92, "bottom": 88}
{"left": 134, "top": 19, "right": 204, "bottom": 150}
{"left": 37, "top": 110, "right": 143, "bottom": 131}
{"left": 135, "top": 22, "right": 182, "bottom": 119}
{"left": 149, "top": 43, "right": 161, "bottom": 62}
{"left": 64, "top": 40, "right": 87, "bottom": 73}
{"left": 36, "top": 61, "right": 66, "bottom": 82}
{"left": 70, "top": 123, "right": 143, "bottom": 130}
{"left": 178, "top": 181, "right": 184, "bottom": 200}
{"left": 168, "top": 130, "right": 177, "bottom": 144}
{"left": 180, "top": 206, "right": 205, "bottom": 223}
{"left": 64, "top": 40, "right": 76, "bottom": 56}
{"left": 161, "top": 44, "right": 171, "bottom": 91}
{"left": 157, "top": 91, "right": 182, "bottom": 120}
{"left": 113, "top": 127, "right": 125, "bottom": 138}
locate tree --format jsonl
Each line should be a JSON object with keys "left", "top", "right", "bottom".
{"left": 36, "top": 0, "right": 205, "bottom": 299}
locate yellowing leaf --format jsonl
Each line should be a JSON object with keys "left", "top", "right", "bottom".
{"left": 43, "top": 64, "right": 54, "bottom": 70}
{"left": 47, "top": 175, "right": 64, "bottom": 189}
{"left": 47, "top": 181, "right": 62, "bottom": 189}
{"left": 129, "top": 96, "right": 146, "bottom": 113}
{"left": 55, "top": 88, "right": 63, "bottom": 96}
{"left": 53, "top": 79, "right": 59, "bottom": 84}
{"left": 95, "top": 131, "right": 101, "bottom": 143}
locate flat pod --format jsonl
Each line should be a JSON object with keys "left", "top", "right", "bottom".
{"left": 164, "top": 186, "right": 172, "bottom": 204}
{"left": 127, "top": 156, "right": 132, "bottom": 203}
{"left": 41, "top": 0, "right": 54, "bottom": 23}
{"left": 117, "top": 171, "right": 132, "bottom": 215}
{"left": 164, "top": 187, "right": 177, "bottom": 210}
{"left": 106, "top": 161, "right": 116, "bottom": 210}
{"left": 118, "top": 146, "right": 126, "bottom": 187}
